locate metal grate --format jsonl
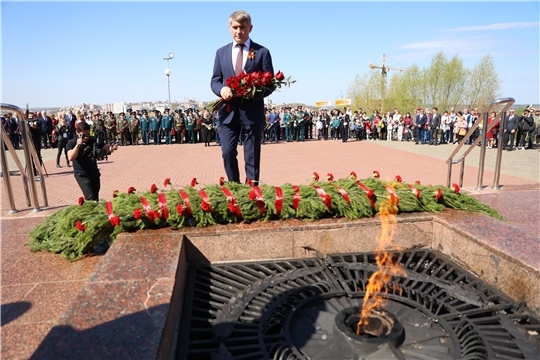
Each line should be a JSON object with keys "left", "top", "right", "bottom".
{"left": 176, "top": 250, "right": 540, "bottom": 360}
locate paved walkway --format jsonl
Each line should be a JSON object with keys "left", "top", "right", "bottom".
{"left": 1, "top": 138, "right": 539, "bottom": 358}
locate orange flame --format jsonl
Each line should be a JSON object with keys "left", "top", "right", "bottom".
{"left": 357, "top": 189, "right": 407, "bottom": 335}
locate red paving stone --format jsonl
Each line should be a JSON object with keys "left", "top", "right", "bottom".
{"left": 1, "top": 138, "right": 538, "bottom": 358}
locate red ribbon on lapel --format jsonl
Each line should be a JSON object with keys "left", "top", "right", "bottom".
{"left": 157, "top": 193, "right": 169, "bottom": 220}
{"left": 179, "top": 190, "right": 193, "bottom": 217}
{"left": 221, "top": 187, "right": 243, "bottom": 220}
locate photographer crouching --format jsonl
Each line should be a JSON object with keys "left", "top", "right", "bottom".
{"left": 67, "top": 122, "right": 117, "bottom": 200}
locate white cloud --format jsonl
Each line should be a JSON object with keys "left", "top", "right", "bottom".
{"left": 442, "top": 22, "right": 539, "bottom": 32}
{"left": 394, "top": 36, "right": 507, "bottom": 63}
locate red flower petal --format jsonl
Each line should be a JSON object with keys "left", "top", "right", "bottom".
{"left": 452, "top": 183, "right": 460, "bottom": 194}
{"left": 350, "top": 171, "right": 357, "bottom": 180}
{"left": 76, "top": 221, "right": 86, "bottom": 232}
{"left": 78, "top": 197, "right": 84, "bottom": 206}
{"left": 190, "top": 178, "right": 198, "bottom": 187}
{"left": 326, "top": 173, "right": 334, "bottom": 181}
{"left": 128, "top": 187, "right": 136, "bottom": 194}
{"left": 164, "top": 178, "right": 171, "bottom": 187}
{"left": 150, "top": 184, "right": 157, "bottom": 193}
{"left": 133, "top": 208, "right": 142, "bottom": 219}
{"left": 219, "top": 177, "right": 225, "bottom": 186}
{"left": 373, "top": 170, "right": 380, "bottom": 179}
{"left": 312, "top": 172, "right": 319, "bottom": 181}
{"left": 113, "top": 190, "right": 119, "bottom": 198}
{"left": 395, "top": 175, "right": 402, "bottom": 182}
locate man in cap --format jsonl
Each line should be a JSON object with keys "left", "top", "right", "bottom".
{"left": 210, "top": 10, "right": 274, "bottom": 184}
{"left": 151, "top": 110, "right": 162, "bottom": 145}
{"left": 140, "top": 110, "right": 150, "bottom": 145}
{"left": 130, "top": 111, "right": 140, "bottom": 145}
{"left": 295, "top": 105, "right": 305, "bottom": 142}
{"left": 162, "top": 108, "right": 173, "bottom": 144}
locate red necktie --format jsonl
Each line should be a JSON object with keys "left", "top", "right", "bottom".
{"left": 235, "top": 44, "right": 244, "bottom": 76}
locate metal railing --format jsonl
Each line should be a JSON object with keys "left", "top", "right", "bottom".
{"left": 1, "top": 103, "right": 48, "bottom": 213}
{"left": 446, "top": 97, "right": 515, "bottom": 190}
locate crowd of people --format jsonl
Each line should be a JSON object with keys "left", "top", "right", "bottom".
{"left": 2, "top": 104, "right": 540, "bottom": 163}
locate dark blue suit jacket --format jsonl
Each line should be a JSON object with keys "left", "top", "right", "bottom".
{"left": 210, "top": 40, "right": 274, "bottom": 126}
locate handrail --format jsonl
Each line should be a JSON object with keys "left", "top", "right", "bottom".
{"left": 446, "top": 97, "right": 515, "bottom": 190}
{"left": 1, "top": 103, "right": 47, "bottom": 213}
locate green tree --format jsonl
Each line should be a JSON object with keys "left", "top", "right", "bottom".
{"left": 464, "top": 54, "right": 501, "bottom": 110}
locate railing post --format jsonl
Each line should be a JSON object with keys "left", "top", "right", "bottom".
{"left": 459, "top": 157, "right": 465, "bottom": 188}
{"left": 0, "top": 129, "right": 19, "bottom": 213}
{"left": 492, "top": 111, "right": 507, "bottom": 190}
{"left": 476, "top": 112, "right": 489, "bottom": 190}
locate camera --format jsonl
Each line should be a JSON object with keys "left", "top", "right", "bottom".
{"left": 79, "top": 136, "right": 114, "bottom": 161}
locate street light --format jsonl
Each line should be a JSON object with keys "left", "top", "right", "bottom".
{"left": 163, "top": 52, "right": 174, "bottom": 107}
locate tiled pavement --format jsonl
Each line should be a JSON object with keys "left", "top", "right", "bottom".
{"left": 1, "top": 138, "right": 538, "bottom": 358}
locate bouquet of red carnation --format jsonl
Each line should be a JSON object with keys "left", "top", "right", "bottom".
{"left": 207, "top": 70, "right": 295, "bottom": 113}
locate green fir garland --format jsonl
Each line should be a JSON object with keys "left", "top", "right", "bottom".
{"left": 27, "top": 172, "right": 502, "bottom": 261}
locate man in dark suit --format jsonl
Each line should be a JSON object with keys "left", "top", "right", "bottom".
{"left": 415, "top": 108, "right": 426, "bottom": 144}
{"left": 429, "top": 107, "right": 441, "bottom": 145}
{"left": 38, "top": 110, "right": 53, "bottom": 148}
{"left": 65, "top": 109, "right": 77, "bottom": 139}
{"left": 503, "top": 109, "right": 519, "bottom": 150}
{"left": 210, "top": 10, "right": 274, "bottom": 185}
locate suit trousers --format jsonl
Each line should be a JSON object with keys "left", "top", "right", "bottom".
{"left": 74, "top": 172, "right": 101, "bottom": 201}
{"left": 218, "top": 114, "right": 263, "bottom": 184}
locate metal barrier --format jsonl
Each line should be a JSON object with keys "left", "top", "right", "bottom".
{"left": 1, "top": 103, "right": 48, "bottom": 213}
{"left": 446, "top": 97, "right": 515, "bottom": 190}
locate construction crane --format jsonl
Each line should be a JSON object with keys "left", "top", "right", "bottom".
{"left": 368, "top": 54, "right": 408, "bottom": 88}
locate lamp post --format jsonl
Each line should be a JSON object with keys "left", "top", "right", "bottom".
{"left": 163, "top": 52, "right": 174, "bottom": 107}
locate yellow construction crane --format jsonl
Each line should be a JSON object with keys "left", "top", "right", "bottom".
{"left": 368, "top": 54, "right": 408, "bottom": 88}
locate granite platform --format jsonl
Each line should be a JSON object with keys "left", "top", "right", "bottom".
{"left": 30, "top": 208, "right": 540, "bottom": 359}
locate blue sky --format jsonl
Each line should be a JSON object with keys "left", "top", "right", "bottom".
{"left": 2, "top": 1, "right": 539, "bottom": 108}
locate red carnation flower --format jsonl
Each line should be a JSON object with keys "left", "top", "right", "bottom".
{"left": 350, "top": 171, "right": 357, "bottom": 180}
{"left": 415, "top": 181, "right": 421, "bottom": 185}
{"left": 452, "top": 183, "right": 460, "bottom": 194}
{"left": 190, "top": 178, "right": 198, "bottom": 187}
{"left": 113, "top": 190, "right": 119, "bottom": 198}
{"left": 219, "top": 177, "right": 225, "bottom": 186}
{"left": 326, "top": 173, "right": 334, "bottom": 181}
{"left": 78, "top": 197, "right": 84, "bottom": 206}
{"left": 312, "top": 172, "right": 320, "bottom": 181}
{"left": 150, "top": 184, "right": 157, "bottom": 193}
{"left": 275, "top": 71, "right": 285, "bottom": 81}
{"left": 436, "top": 189, "right": 443, "bottom": 202}
{"left": 176, "top": 204, "right": 185, "bottom": 216}
{"left": 395, "top": 175, "right": 402, "bottom": 183}
{"left": 133, "top": 208, "right": 142, "bottom": 219}
{"left": 373, "top": 170, "right": 380, "bottom": 179}
{"left": 128, "top": 187, "right": 136, "bottom": 194}
{"left": 76, "top": 221, "right": 86, "bottom": 232}
{"left": 164, "top": 178, "right": 171, "bottom": 187}
{"left": 153, "top": 210, "right": 161, "bottom": 219}
{"left": 228, "top": 203, "right": 236, "bottom": 213}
